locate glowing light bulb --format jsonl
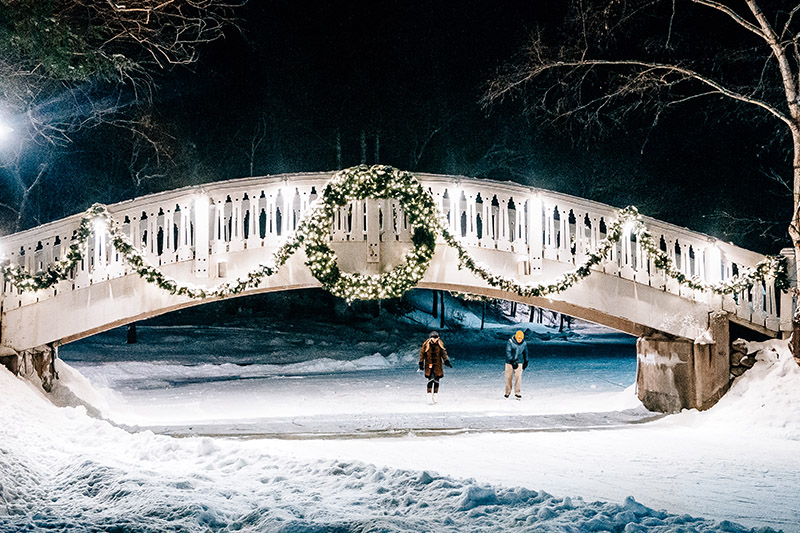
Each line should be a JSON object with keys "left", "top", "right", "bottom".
{"left": 0, "top": 120, "right": 13, "bottom": 141}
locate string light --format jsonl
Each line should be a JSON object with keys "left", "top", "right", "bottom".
{"left": 0, "top": 170, "right": 788, "bottom": 302}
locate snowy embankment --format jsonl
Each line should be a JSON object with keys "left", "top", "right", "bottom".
{"left": 1, "top": 352, "right": 793, "bottom": 532}
{"left": 664, "top": 339, "right": 800, "bottom": 440}
{"left": 1, "top": 319, "right": 798, "bottom": 531}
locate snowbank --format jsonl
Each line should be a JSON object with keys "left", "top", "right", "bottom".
{"left": 71, "top": 351, "right": 418, "bottom": 389}
{"left": 0, "top": 366, "right": 777, "bottom": 532}
{"left": 665, "top": 339, "right": 800, "bottom": 440}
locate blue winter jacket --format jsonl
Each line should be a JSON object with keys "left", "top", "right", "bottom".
{"left": 505, "top": 338, "right": 528, "bottom": 366}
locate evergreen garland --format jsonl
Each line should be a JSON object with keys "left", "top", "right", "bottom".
{"left": 0, "top": 169, "right": 789, "bottom": 303}
{"left": 441, "top": 206, "right": 788, "bottom": 297}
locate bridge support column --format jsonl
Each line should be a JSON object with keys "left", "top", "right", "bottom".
{"left": 636, "top": 312, "right": 730, "bottom": 413}
{"left": 0, "top": 342, "right": 59, "bottom": 392}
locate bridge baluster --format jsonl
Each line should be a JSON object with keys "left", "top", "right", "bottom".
{"left": 556, "top": 208, "right": 568, "bottom": 262}
{"left": 618, "top": 223, "right": 634, "bottom": 280}
{"left": 528, "top": 196, "right": 543, "bottom": 273}
{"left": 633, "top": 230, "right": 651, "bottom": 285}
{"left": 228, "top": 195, "right": 242, "bottom": 253}
{"left": 475, "top": 193, "right": 487, "bottom": 246}
{"left": 541, "top": 202, "right": 554, "bottom": 260}
{"left": 91, "top": 222, "right": 106, "bottom": 283}
{"left": 290, "top": 189, "right": 300, "bottom": 234}
{"left": 194, "top": 195, "right": 210, "bottom": 277}
{"left": 245, "top": 192, "right": 256, "bottom": 248}
{"left": 461, "top": 192, "right": 476, "bottom": 244}
{"left": 167, "top": 208, "right": 177, "bottom": 259}
{"left": 678, "top": 243, "right": 690, "bottom": 298}
{"left": 447, "top": 188, "right": 457, "bottom": 236}
{"left": 496, "top": 197, "right": 509, "bottom": 252}
{"left": 765, "top": 278, "right": 780, "bottom": 331}
{"left": 177, "top": 202, "right": 192, "bottom": 261}
{"left": 508, "top": 198, "right": 519, "bottom": 251}
{"left": 752, "top": 280, "right": 766, "bottom": 326}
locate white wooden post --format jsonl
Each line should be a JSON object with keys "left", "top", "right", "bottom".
{"left": 529, "top": 195, "right": 543, "bottom": 272}
{"left": 194, "top": 195, "right": 209, "bottom": 277}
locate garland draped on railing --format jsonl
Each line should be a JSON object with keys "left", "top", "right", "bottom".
{"left": 0, "top": 166, "right": 788, "bottom": 302}
{"left": 0, "top": 203, "right": 305, "bottom": 299}
{"left": 441, "top": 206, "right": 788, "bottom": 298}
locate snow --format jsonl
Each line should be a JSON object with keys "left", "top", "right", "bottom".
{"left": 1, "top": 293, "right": 799, "bottom": 531}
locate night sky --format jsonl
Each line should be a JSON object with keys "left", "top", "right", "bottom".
{"left": 3, "top": 1, "right": 792, "bottom": 253}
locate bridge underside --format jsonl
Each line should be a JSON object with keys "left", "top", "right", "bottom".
{"left": 1, "top": 244, "right": 750, "bottom": 351}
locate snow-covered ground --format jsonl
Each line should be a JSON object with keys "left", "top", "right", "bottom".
{"left": 1, "top": 293, "right": 799, "bottom": 531}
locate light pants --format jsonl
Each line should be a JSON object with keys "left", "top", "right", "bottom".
{"left": 504, "top": 363, "right": 523, "bottom": 396}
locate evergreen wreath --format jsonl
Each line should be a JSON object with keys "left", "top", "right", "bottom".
{"left": 302, "top": 165, "right": 438, "bottom": 301}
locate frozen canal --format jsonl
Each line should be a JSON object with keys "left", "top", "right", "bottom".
{"left": 1, "top": 313, "right": 798, "bottom": 531}
{"left": 58, "top": 325, "right": 643, "bottom": 436}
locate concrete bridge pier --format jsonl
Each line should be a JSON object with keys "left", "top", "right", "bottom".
{"left": 0, "top": 342, "right": 59, "bottom": 392}
{"left": 636, "top": 312, "right": 730, "bottom": 413}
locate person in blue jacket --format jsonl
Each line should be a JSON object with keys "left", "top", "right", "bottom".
{"left": 505, "top": 330, "right": 528, "bottom": 399}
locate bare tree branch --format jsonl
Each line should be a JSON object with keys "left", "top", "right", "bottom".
{"left": 691, "top": 0, "right": 766, "bottom": 39}
{"left": 486, "top": 57, "right": 792, "bottom": 127}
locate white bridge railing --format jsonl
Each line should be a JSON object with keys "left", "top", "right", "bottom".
{"left": 0, "top": 172, "right": 790, "bottom": 337}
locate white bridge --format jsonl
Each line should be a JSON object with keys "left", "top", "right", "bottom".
{"left": 0, "top": 171, "right": 793, "bottom": 412}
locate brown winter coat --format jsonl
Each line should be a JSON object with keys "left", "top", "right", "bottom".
{"left": 419, "top": 338, "right": 449, "bottom": 378}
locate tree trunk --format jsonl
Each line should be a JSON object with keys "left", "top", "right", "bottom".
{"left": 360, "top": 130, "right": 367, "bottom": 164}
{"left": 432, "top": 290, "right": 438, "bottom": 318}
{"left": 336, "top": 130, "right": 343, "bottom": 170}
{"left": 439, "top": 290, "right": 445, "bottom": 329}
{"left": 127, "top": 324, "right": 137, "bottom": 344}
{"left": 789, "top": 127, "right": 800, "bottom": 365}
{"left": 481, "top": 300, "right": 486, "bottom": 330}
{"left": 529, "top": 305, "right": 535, "bottom": 322}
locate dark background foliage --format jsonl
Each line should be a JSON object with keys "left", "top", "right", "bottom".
{"left": 0, "top": 1, "right": 790, "bottom": 253}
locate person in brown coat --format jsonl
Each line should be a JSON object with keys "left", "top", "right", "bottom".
{"left": 419, "top": 331, "right": 452, "bottom": 404}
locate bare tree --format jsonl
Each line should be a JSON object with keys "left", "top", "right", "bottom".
{"left": 485, "top": 1, "right": 800, "bottom": 355}
{"left": 2, "top": 0, "right": 241, "bottom": 141}
{"left": 0, "top": 0, "right": 242, "bottom": 229}
{"left": 0, "top": 155, "right": 50, "bottom": 231}
{"left": 247, "top": 114, "right": 269, "bottom": 177}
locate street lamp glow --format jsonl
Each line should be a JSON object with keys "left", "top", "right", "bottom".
{"left": 0, "top": 121, "right": 13, "bottom": 141}
{"left": 0, "top": 117, "right": 14, "bottom": 141}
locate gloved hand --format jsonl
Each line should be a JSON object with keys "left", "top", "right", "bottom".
{"left": 419, "top": 361, "right": 424, "bottom": 371}
{"left": 522, "top": 361, "right": 528, "bottom": 370}
{"left": 511, "top": 362, "right": 519, "bottom": 370}
{"left": 444, "top": 360, "right": 452, "bottom": 368}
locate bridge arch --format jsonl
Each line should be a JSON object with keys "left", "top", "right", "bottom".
{"left": 0, "top": 168, "right": 793, "bottom": 411}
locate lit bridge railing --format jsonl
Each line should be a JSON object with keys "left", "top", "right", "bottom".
{"left": 0, "top": 171, "right": 790, "bottom": 335}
